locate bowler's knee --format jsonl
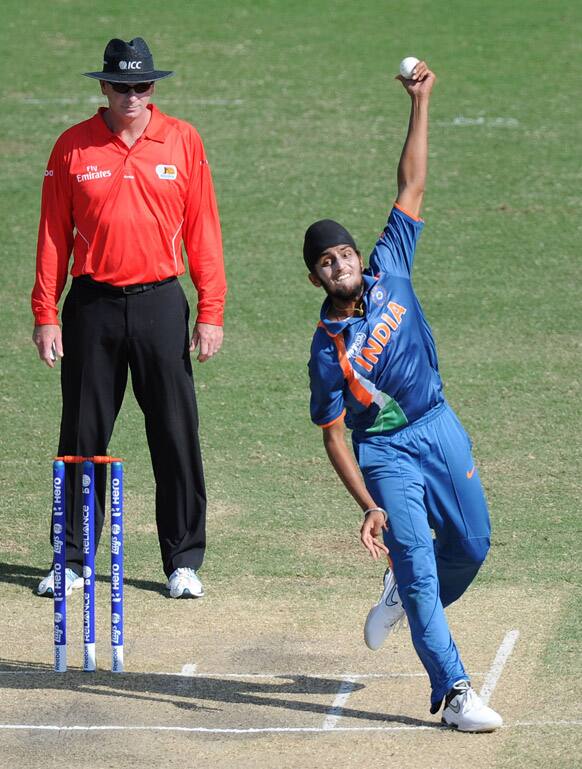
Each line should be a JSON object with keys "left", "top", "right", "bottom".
{"left": 437, "top": 535, "right": 490, "bottom": 567}
{"left": 460, "top": 535, "right": 490, "bottom": 567}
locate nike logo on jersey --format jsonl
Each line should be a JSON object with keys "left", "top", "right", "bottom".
{"left": 466, "top": 466, "right": 476, "bottom": 479}
{"left": 354, "top": 301, "right": 407, "bottom": 373}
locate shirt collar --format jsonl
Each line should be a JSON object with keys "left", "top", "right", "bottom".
{"left": 143, "top": 104, "right": 171, "bottom": 143}
{"left": 318, "top": 273, "right": 379, "bottom": 337}
{"left": 92, "top": 103, "right": 170, "bottom": 144}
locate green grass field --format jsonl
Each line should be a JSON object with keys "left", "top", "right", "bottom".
{"left": 1, "top": 1, "right": 581, "bottom": 767}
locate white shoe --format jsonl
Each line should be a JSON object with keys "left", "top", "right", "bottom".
{"left": 441, "top": 680, "right": 503, "bottom": 732}
{"left": 364, "top": 567, "right": 406, "bottom": 650}
{"left": 167, "top": 568, "right": 204, "bottom": 599}
{"left": 37, "top": 568, "right": 83, "bottom": 597}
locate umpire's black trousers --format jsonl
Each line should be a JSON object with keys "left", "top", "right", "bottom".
{"left": 56, "top": 276, "right": 206, "bottom": 578}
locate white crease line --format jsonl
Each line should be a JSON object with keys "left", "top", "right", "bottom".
{"left": 322, "top": 676, "right": 357, "bottom": 730}
{"left": 0, "top": 721, "right": 580, "bottom": 734}
{"left": 0, "top": 724, "right": 436, "bottom": 733}
{"left": 514, "top": 720, "right": 582, "bottom": 727}
{"left": 480, "top": 629, "right": 519, "bottom": 706}
{"left": 0, "top": 671, "right": 435, "bottom": 678}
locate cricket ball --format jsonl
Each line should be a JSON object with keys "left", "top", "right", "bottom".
{"left": 399, "top": 56, "right": 420, "bottom": 79}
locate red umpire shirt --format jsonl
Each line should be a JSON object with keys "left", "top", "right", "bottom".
{"left": 32, "top": 103, "right": 226, "bottom": 324}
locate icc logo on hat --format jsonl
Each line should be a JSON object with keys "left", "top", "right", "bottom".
{"left": 118, "top": 60, "right": 143, "bottom": 70}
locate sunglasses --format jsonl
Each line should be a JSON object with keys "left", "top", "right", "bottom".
{"left": 109, "top": 82, "right": 154, "bottom": 94}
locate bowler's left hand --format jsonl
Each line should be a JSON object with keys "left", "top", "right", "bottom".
{"left": 190, "top": 322, "right": 224, "bottom": 362}
{"left": 360, "top": 510, "right": 389, "bottom": 560}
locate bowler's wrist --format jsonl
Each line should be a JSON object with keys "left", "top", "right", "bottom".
{"left": 411, "top": 93, "right": 431, "bottom": 107}
{"left": 363, "top": 506, "right": 388, "bottom": 523}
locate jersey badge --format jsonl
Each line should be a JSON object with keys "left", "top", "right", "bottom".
{"left": 156, "top": 164, "right": 178, "bottom": 180}
{"left": 371, "top": 286, "right": 386, "bottom": 306}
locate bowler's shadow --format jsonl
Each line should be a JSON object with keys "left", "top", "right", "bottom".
{"left": 0, "top": 659, "right": 437, "bottom": 729}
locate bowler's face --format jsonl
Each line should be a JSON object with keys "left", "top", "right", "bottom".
{"left": 100, "top": 81, "right": 154, "bottom": 121}
{"left": 309, "top": 245, "right": 364, "bottom": 301}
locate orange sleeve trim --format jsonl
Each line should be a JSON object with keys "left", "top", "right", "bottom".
{"left": 318, "top": 409, "right": 346, "bottom": 429}
{"left": 394, "top": 202, "right": 424, "bottom": 223}
{"left": 317, "top": 319, "right": 339, "bottom": 338}
{"left": 332, "top": 335, "right": 374, "bottom": 408}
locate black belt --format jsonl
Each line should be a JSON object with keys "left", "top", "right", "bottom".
{"left": 74, "top": 275, "right": 177, "bottom": 295}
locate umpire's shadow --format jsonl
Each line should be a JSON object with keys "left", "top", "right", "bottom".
{"left": 0, "top": 660, "right": 436, "bottom": 728}
{"left": 0, "top": 561, "right": 166, "bottom": 596}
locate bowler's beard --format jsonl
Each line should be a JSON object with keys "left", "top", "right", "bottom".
{"left": 323, "top": 278, "right": 364, "bottom": 302}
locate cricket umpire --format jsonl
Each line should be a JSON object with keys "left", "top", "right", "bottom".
{"left": 32, "top": 37, "right": 226, "bottom": 599}
{"left": 304, "top": 62, "right": 503, "bottom": 730}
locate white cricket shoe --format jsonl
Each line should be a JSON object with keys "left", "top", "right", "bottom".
{"left": 37, "top": 568, "right": 83, "bottom": 597}
{"left": 441, "top": 680, "right": 503, "bottom": 732}
{"left": 167, "top": 568, "right": 205, "bottom": 599}
{"left": 364, "top": 567, "right": 406, "bottom": 650}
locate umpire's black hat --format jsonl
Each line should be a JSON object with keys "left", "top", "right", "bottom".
{"left": 83, "top": 37, "right": 174, "bottom": 83}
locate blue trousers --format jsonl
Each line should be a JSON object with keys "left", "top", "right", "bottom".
{"left": 353, "top": 402, "right": 491, "bottom": 707}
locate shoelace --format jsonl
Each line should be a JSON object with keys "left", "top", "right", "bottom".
{"left": 449, "top": 681, "right": 482, "bottom": 714}
{"left": 173, "top": 568, "right": 197, "bottom": 579}
{"left": 381, "top": 611, "right": 407, "bottom": 632}
{"left": 393, "top": 614, "right": 408, "bottom": 632}
{"left": 460, "top": 686, "right": 481, "bottom": 713}
{"left": 171, "top": 568, "right": 199, "bottom": 588}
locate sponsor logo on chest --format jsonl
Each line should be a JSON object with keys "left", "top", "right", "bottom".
{"left": 76, "top": 164, "right": 112, "bottom": 183}
{"left": 347, "top": 332, "right": 367, "bottom": 360}
{"left": 156, "top": 164, "right": 178, "bottom": 180}
{"left": 353, "top": 301, "right": 407, "bottom": 373}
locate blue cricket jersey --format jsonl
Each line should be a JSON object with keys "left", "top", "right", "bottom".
{"left": 308, "top": 205, "right": 444, "bottom": 435}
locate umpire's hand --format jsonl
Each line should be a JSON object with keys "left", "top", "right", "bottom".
{"left": 33, "top": 324, "right": 63, "bottom": 368}
{"left": 190, "top": 322, "right": 224, "bottom": 362}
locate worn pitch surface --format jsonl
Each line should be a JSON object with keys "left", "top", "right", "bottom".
{"left": 1, "top": 583, "right": 580, "bottom": 769}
